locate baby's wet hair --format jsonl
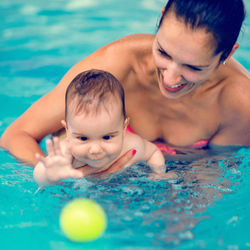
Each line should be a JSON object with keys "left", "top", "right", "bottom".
{"left": 65, "top": 69, "right": 126, "bottom": 120}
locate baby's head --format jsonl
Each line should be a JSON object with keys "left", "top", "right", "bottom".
{"left": 65, "top": 69, "right": 126, "bottom": 122}
{"left": 63, "top": 69, "right": 128, "bottom": 169}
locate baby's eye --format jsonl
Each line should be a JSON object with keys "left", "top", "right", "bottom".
{"left": 103, "top": 135, "right": 112, "bottom": 140}
{"left": 79, "top": 136, "right": 88, "bottom": 141}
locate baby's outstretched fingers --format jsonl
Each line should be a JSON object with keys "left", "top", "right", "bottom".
{"left": 46, "top": 139, "right": 55, "bottom": 156}
{"left": 35, "top": 153, "right": 46, "bottom": 165}
{"left": 63, "top": 141, "right": 73, "bottom": 159}
{"left": 53, "top": 137, "right": 62, "bottom": 156}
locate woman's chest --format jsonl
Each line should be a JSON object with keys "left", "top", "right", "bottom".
{"left": 126, "top": 91, "right": 220, "bottom": 146}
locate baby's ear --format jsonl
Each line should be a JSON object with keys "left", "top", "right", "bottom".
{"left": 61, "top": 120, "right": 68, "bottom": 131}
{"left": 61, "top": 120, "right": 69, "bottom": 140}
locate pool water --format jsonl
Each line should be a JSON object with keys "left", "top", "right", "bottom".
{"left": 0, "top": 0, "right": 249, "bottom": 249}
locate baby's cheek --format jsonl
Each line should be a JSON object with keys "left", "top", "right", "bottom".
{"left": 106, "top": 142, "right": 123, "bottom": 157}
{"left": 71, "top": 145, "right": 87, "bottom": 157}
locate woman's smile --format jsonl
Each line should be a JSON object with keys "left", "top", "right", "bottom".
{"left": 158, "top": 69, "right": 196, "bottom": 98}
{"left": 162, "top": 80, "right": 187, "bottom": 92}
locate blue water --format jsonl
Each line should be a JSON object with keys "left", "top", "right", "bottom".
{"left": 0, "top": 0, "right": 250, "bottom": 249}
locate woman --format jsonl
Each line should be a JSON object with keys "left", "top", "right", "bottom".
{"left": 0, "top": 0, "right": 249, "bottom": 176}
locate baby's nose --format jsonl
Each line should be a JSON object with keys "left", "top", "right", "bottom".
{"left": 88, "top": 142, "right": 103, "bottom": 154}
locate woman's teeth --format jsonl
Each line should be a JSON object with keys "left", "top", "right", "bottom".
{"left": 163, "top": 82, "right": 186, "bottom": 92}
{"left": 169, "top": 83, "right": 184, "bottom": 88}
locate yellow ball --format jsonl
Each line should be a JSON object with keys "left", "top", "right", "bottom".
{"left": 60, "top": 198, "right": 107, "bottom": 242}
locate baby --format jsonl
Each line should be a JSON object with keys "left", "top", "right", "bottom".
{"left": 34, "top": 69, "right": 167, "bottom": 186}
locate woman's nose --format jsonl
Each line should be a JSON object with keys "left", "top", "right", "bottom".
{"left": 162, "top": 64, "right": 182, "bottom": 86}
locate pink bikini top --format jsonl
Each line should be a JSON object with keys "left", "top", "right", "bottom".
{"left": 126, "top": 125, "right": 209, "bottom": 155}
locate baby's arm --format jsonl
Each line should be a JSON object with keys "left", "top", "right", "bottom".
{"left": 124, "top": 131, "right": 178, "bottom": 179}
{"left": 33, "top": 137, "right": 83, "bottom": 186}
{"left": 143, "top": 140, "right": 178, "bottom": 179}
{"left": 143, "top": 140, "right": 166, "bottom": 174}
{"left": 143, "top": 140, "right": 179, "bottom": 179}
{"left": 124, "top": 132, "right": 165, "bottom": 173}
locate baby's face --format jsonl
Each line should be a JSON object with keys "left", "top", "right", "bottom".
{"left": 66, "top": 100, "right": 126, "bottom": 169}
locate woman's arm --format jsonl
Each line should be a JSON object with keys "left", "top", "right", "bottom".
{"left": 0, "top": 87, "right": 65, "bottom": 166}
{"left": 0, "top": 35, "right": 135, "bottom": 166}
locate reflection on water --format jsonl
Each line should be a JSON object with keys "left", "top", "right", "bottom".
{"left": 41, "top": 147, "right": 250, "bottom": 247}
{"left": 0, "top": 142, "right": 249, "bottom": 249}
{"left": 0, "top": 0, "right": 250, "bottom": 248}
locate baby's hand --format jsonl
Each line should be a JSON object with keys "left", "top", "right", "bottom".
{"left": 149, "top": 170, "right": 178, "bottom": 180}
{"left": 35, "top": 137, "right": 83, "bottom": 184}
{"left": 149, "top": 162, "right": 178, "bottom": 180}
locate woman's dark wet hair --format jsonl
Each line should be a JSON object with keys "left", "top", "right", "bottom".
{"left": 65, "top": 69, "right": 126, "bottom": 121}
{"left": 158, "top": 0, "right": 246, "bottom": 62}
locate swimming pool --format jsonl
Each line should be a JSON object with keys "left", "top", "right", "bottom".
{"left": 0, "top": 0, "right": 249, "bottom": 249}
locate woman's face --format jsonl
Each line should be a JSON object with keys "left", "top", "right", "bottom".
{"left": 152, "top": 11, "right": 221, "bottom": 99}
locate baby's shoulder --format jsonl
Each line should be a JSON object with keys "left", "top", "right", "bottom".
{"left": 123, "top": 131, "right": 145, "bottom": 150}
{"left": 122, "top": 131, "right": 156, "bottom": 162}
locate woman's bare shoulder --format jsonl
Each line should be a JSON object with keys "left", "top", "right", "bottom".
{"left": 64, "top": 34, "right": 154, "bottom": 84}
{"left": 230, "top": 58, "right": 250, "bottom": 78}
{"left": 110, "top": 33, "right": 155, "bottom": 46}
{"left": 103, "top": 34, "right": 155, "bottom": 59}
{"left": 219, "top": 59, "right": 250, "bottom": 115}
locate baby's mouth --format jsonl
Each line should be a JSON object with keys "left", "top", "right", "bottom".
{"left": 87, "top": 158, "right": 105, "bottom": 169}
{"left": 89, "top": 156, "right": 104, "bottom": 162}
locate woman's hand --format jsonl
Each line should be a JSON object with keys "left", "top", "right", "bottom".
{"left": 76, "top": 149, "right": 136, "bottom": 178}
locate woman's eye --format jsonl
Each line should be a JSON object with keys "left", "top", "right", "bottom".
{"left": 186, "top": 65, "right": 203, "bottom": 72}
{"left": 103, "top": 135, "right": 112, "bottom": 140}
{"left": 79, "top": 136, "right": 88, "bottom": 141}
{"left": 158, "top": 49, "right": 170, "bottom": 58}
